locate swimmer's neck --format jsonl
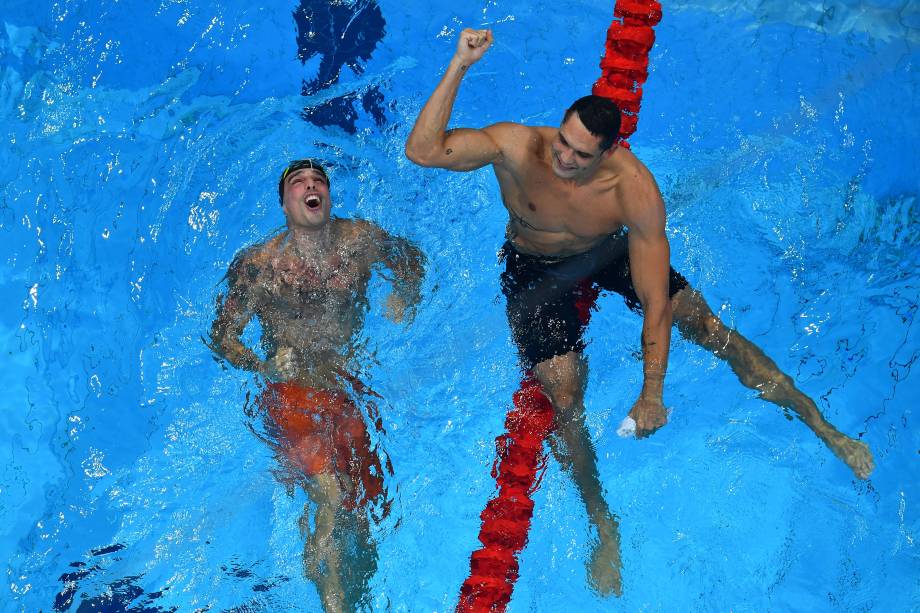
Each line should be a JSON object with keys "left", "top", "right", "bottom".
{"left": 284, "top": 222, "right": 335, "bottom": 256}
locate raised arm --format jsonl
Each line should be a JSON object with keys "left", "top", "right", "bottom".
{"left": 405, "top": 29, "right": 504, "bottom": 171}
{"left": 622, "top": 171, "right": 673, "bottom": 437}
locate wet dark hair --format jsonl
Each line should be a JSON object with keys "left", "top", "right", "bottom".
{"left": 563, "top": 95, "right": 622, "bottom": 151}
{"left": 278, "top": 159, "right": 329, "bottom": 204}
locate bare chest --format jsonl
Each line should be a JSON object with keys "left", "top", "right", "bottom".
{"left": 255, "top": 252, "right": 370, "bottom": 316}
{"left": 497, "top": 166, "right": 622, "bottom": 240}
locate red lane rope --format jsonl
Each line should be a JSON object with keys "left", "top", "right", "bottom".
{"left": 456, "top": 3, "right": 663, "bottom": 610}
{"left": 593, "top": 0, "right": 663, "bottom": 147}
{"left": 456, "top": 376, "right": 555, "bottom": 612}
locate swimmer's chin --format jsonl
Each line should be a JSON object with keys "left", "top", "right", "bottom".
{"left": 550, "top": 153, "right": 577, "bottom": 177}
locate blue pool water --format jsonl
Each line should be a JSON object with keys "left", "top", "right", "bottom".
{"left": 1, "top": 0, "right": 918, "bottom": 610}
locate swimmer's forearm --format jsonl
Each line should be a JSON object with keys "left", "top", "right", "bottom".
{"left": 210, "top": 289, "right": 263, "bottom": 373}
{"left": 214, "top": 336, "right": 265, "bottom": 374}
{"left": 640, "top": 301, "right": 672, "bottom": 401}
{"left": 405, "top": 55, "right": 469, "bottom": 165}
{"left": 391, "top": 243, "right": 426, "bottom": 304}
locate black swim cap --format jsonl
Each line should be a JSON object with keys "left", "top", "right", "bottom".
{"left": 278, "top": 159, "right": 330, "bottom": 204}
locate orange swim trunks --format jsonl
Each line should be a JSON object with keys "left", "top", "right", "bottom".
{"left": 259, "top": 381, "right": 386, "bottom": 511}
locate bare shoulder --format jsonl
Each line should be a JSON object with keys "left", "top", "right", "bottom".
{"left": 254, "top": 233, "right": 287, "bottom": 261}
{"left": 225, "top": 234, "right": 279, "bottom": 286}
{"left": 534, "top": 125, "right": 557, "bottom": 142}
{"left": 483, "top": 122, "right": 538, "bottom": 141}
{"left": 334, "top": 217, "right": 389, "bottom": 265}
{"left": 482, "top": 122, "right": 541, "bottom": 158}
{"left": 611, "top": 149, "right": 665, "bottom": 231}
{"left": 532, "top": 126, "right": 560, "bottom": 153}
{"left": 336, "top": 216, "right": 384, "bottom": 243}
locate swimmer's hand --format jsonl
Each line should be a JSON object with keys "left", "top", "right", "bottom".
{"left": 455, "top": 28, "right": 493, "bottom": 65}
{"left": 627, "top": 397, "right": 668, "bottom": 438}
{"left": 260, "top": 347, "right": 298, "bottom": 381}
{"left": 385, "top": 293, "right": 409, "bottom": 324}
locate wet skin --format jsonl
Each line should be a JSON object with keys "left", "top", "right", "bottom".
{"left": 209, "top": 167, "right": 425, "bottom": 611}
{"left": 405, "top": 27, "right": 874, "bottom": 598}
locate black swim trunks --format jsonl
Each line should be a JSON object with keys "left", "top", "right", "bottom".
{"left": 500, "top": 232, "right": 688, "bottom": 369}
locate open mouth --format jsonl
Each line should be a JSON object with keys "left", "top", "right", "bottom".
{"left": 552, "top": 151, "right": 575, "bottom": 171}
{"left": 557, "top": 159, "right": 576, "bottom": 171}
{"left": 305, "top": 195, "right": 322, "bottom": 210}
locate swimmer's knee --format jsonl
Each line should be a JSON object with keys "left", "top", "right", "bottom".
{"left": 674, "top": 298, "right": 730, "bottom": 350}
{"left": 538, "top": 382, "right": 582, "bottom": 418}
{"left": 700, "top": 316, "right": 730, "bottom": 348}
{"left": 533, "top": 354, "right": 585, "bottom": 412}
{"left": 547, "top": 389, "right": 581, "bottom": 416}
{"left": 753, "top": 372, "right": 796, "bottom": 404}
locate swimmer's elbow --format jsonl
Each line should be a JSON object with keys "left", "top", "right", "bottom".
{"left": 207, "top": 321, "right": 234, "bottom": 356}
{"left": 404, "top": 141, "right": 440, "bottom": 168}
{"left": 206, "top": 327, "right": 224, "bottom": 356}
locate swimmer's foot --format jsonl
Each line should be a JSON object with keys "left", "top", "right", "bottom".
{"left": 823, "top": 432, "right": 875, "bottom": 479}
{"left": 766, "top": 385, "right": 875, "bottom": 480}
{"left": 587, "top": 517, "right": 623, "bottom": 597}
